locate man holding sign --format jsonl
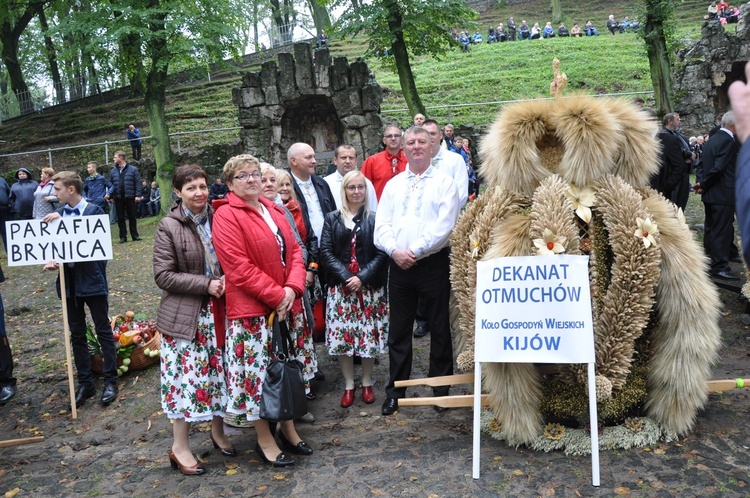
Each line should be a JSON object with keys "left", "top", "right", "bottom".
{"left": 42, "top": 172, "right": 118, "bottom": 408}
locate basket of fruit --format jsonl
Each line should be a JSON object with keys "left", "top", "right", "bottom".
{"left": 89, "top": 311, "right": 162, "bottom": 376}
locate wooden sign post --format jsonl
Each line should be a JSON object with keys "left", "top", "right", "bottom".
{"left": 474, "top": 255, "right": 599, "bottom": 485}
{"left": 6, "top": 215, "right": 113, "bottom": 419}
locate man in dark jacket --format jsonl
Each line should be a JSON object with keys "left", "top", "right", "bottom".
{"left": 43, "top": 171, "right": 117, "bottom": 407}
{"left": 106, "top": 151, "right": 142, "bottom": 243}
{"left": 650, "top": 114, "right": 686, "bottom": 199}
{"left": 126, "top": 124, "right": 142, "bottom": 161}
{"left": 209, "top": 178, "right": 228, "bottom": 201}
{"left": 0, "top": 176, "right": 10, "bottom": 251}
{"left": 83, "top": 161, "right": 112, "bottom": 211}
{"left": 730, "top": 62, "right": 750, "bottom": 266}
{"left": 694, "top": 111, "right": 740, "bottom": 279}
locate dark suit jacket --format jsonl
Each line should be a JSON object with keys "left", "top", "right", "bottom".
{"left": 291, "top": 174, "right": 337, "bottom": 225}
{"left": 651, "top": 130, "right": 685, "bottom": 197}
{"left": 698, "top": 129, "right": 738, "bottom": 206}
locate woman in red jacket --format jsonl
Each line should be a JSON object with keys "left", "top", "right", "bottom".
{"left": 212, "top": 154, "right": 311, "bottom": 468}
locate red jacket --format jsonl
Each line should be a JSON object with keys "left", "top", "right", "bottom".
{"left": 212, "top": 193, "right": 306, "bottom": 320}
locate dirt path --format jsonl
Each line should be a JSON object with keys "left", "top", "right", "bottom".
{"left": 1, "top": 218, "right": 749, "bottom": 497}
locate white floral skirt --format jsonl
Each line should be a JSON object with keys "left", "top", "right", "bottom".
{"left": 325, "top": 285, "right": 389, "bottom": 358}
{"left": 225, "top": 312, "right": 313, "bottom": 421}
{"left": 160, "top": 304, "right": 227, "bottom": 422}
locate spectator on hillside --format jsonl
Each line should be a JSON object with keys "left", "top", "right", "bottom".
{"left": 209, "top": 177, "right": 228, "bottom": 200}
{"left": 585, "top": 20, "right": 599, "bottom": 36}
{"left": 127, "top": 124, "right": 142, "bottom": 161}
{"left": 543, "top": 22, "right": 555, "bottom": 38}
{"left": 507, "top": 17, "right": 517, "bottom": 41}
{"left": 317, "top": 29, "right": 329, "bottom": 47}
{"left": 571, "top": 23, "right": 582, "bottom": 37}
{"left": 718, "top": 0, "right": 729, "bottom": 16}
{"left": 471, "top": 31, "right": 483, "bottom": 44}
{"left": 558, "top": 23, "right": 569, "bottom": 37}
{"left": 9, "top": 168, "right": 38, "bottom": 221}
{"left": 487, "top": 26, "right": 497, "bottom": 43}
{"left": 620, "top": 16, "right": 632, "bottom": 32}
{"left": 138, "top": 179, "right": 151, "bottom": 218}
{"left": 530, "top": 23, "right": 541, "bottom": 40}
{"left": 497, "top": 23, "right": 508, "bottom": 42}
{"left": 518, "top": 20, "right": 531, "bottom": 40}
{"left": 726, "top": 5, "right": 740, "bottom": 23}
{"left": 450, "top": 28, "right": 458, "bottom": 41}
{"left": 607, "top": 15, "right": 619, "bottom": 35}
{"left": 458, "top": 31, "right": 470, "bottom": 51}
{"left": 708, "top": 2, "right": 719, "bottom": 19}
{"left": 34, "top": 98, "right": 44, "bottom": 114}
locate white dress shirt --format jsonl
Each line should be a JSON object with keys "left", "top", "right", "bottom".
{"left": 428, "top": 148, "right": 469, "bottom": 208}
{"left": 324, "top": 171, "right": 379, "bottom": 213}
{"left": 292, "top": 173, "right": 325, "bottom": 244}
{"left": 374, "top": 165, "right": 460, "bottom": 259}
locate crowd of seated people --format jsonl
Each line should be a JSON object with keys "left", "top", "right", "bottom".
{"left": 455, "top": 12, "right": 644, "bottom": 50}
{"left": 707, "top": 1, "right": 742, "bottom": 24}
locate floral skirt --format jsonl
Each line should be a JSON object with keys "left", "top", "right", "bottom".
{"left": 160, "top": 304, "right": 227, "bottom": 422}
{"left": 225, "top": 312, "right": 313, "bottom": 421}
{"left": 325, "top": 285, "right": 389, "bottom": 358}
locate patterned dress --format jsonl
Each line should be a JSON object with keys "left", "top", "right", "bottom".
{"left": 160, "top": 302, "right": 227, "bottom": 421}
{"left": 224, "top": 311, "right": 313, "bottom": 421}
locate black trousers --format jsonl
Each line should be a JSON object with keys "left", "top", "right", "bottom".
{"left": 0, "top": 292, "right": 15, "bottom": 388}
{"left": 386, "top": 248, "right": 453, "bottom": 399}
{"left": 68, "top": 295, "right": 117, "bottom": 386}
{"left": 115, "top": 197, "right": 139, "bottom": 241}
{"left": 131, "top": 144, "right": 141, "bottom": 161}
{"left": 703, "top": 202, "right": 736, "bottom": 273}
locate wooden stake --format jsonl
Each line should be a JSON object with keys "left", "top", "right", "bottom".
{"left": 0, "top": 436, "right": 45, "bottom": 449}
{"left": 59, "top": 265, "right": 77, "bottom": 419}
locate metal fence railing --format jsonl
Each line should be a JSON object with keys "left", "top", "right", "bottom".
{"left": 0, "top": 126, "right": 243, "bottom": 169}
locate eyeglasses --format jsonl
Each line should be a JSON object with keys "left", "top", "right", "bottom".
{"left": 345, "top": 185, "right": 366, "bottom": 192}
{"left": 384, "top": 134, "right": 402, "bottom": 139}
{"left": 234, "top": 172, "right": 261, "bottom": 182}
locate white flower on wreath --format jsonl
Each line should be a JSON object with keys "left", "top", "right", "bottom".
{"left": 533, "top": 228, "right": 567, "bottom": 255}
{"left": 634, "top": 217, "right": 659, "bottom": 248}
{"left": 470, "top": 232, "right": 480, "bottom": 259}
{"left": 566, "top": 184, "right": 596, "bottom": 223}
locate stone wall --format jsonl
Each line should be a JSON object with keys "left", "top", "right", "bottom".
{"left": 232, "top": 42, "right": 383, "bottom": 169}
{"left": 673, "top": 3, "right": 750, "bottom": 134}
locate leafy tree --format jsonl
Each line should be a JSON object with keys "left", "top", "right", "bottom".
{"left": 59, "top": 0, "right": 250, "bottom": 213}
{"left": 332, "top": 0, "right": 476, "bottom": 118}
{"left": 639, "top": 0, "right": 675, "bottom": 116}
{"left": 551, "top": 0, "right": 562, "bottom": 24}
{"left": 307, "top": 0, "right": 331, "bottom": 35}
{"left": 0, "top": 1, "right": 46, "bottom": 114}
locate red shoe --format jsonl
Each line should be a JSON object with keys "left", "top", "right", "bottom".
{"left": 340, "top": 388, "right": 355, "bottom": 408}
{"left": 361, "top": 385, "right": 375, "bottom": 404}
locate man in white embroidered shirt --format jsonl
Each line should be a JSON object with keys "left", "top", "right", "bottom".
{"left": 374, "top": 126, "right": 460, "bottom": 416}
{"left": 323, "top": 145, "right": 378, "bottom": 212}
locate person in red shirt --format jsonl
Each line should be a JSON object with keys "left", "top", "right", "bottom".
{"left": 360, "top": 125, "right": 407, "bottom": 200}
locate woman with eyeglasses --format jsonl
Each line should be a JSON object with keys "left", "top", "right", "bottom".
{"left": 212, "top": 155, "right": 312, "bottom": 467}
{"left": 319, "top": 171, "right": 389, "bottom": 408}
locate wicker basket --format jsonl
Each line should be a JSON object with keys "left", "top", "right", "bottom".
{"left": 90, "top": 316, "right": 162, "bottom": 374}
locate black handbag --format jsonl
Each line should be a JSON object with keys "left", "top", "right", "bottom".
{"left": 259, "top": 311, "right": 308, "bottom": 422}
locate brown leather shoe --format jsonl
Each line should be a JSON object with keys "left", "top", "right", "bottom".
{"left": 168, "top": 449, "right": 205, "bottom": 475}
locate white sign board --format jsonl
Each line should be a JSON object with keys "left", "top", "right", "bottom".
{"left": 473, "top": 254, "right": 599, "bottom": 485}
{"left": 475, "top": 255, "right": 595, "bottom": 364}
{"left": 6, "top": 215, "right": 113, "bottom": 266}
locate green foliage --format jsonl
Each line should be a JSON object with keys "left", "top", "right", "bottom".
{"left": 332, "top": 0, "right": 478, "bottom": 72}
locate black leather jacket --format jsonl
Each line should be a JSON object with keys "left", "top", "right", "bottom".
{"left": 320, "top": 207, "right": 388, "bottom": 289}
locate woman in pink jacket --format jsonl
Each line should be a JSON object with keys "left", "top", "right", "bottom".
{"left": 212, "top": 154, "right": 311, "bottom": 468}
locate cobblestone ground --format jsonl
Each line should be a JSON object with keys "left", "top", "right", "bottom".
{"left": 1, "top": 219, "right": 749, "bottom": 497}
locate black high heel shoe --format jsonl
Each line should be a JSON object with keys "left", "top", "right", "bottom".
{"left": 255, "top": 443, "right": 295, "bottom": 467}
{"left": 278, "top": 431, "right": 314, "bottom": 456}
{"left": 168, "top": 449, "right": 206, "bottom": 475}
{"left": 210, "top": 433, "right": 237, "bottom": 457}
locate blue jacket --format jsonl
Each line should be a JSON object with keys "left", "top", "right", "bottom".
{"left": 83, "top": 173, "right": 113, "bottom": 208}
{"left": 0, "top": 177, "right": 10, "bottom": 213}
{"left": 126, "top": 127, "right": 142, "bottom": 146}
{"left": 55, "top": 203, "right": 109, "bottom": 298}
{"left": 110, "top": 162, "right": 142, "bottom": 199}
{"left": 9, "top": 168, "right": 38, "bottom": 218}
{"left": 735, "top": 141, "right": 750, "bottom": 263}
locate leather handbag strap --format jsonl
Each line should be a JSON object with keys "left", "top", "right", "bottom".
{"left": 268, "top": 310, "right": 295, "bottom": 359}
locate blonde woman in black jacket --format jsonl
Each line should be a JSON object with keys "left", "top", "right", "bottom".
{"left": 320, "top": 171, "right": 389, "bottom": 408}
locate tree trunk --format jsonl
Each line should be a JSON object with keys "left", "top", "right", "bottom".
{"left": 0, "top": 1, "right": 41, "bottom": 114}
{"left": 269, "top": 0, "right": 294, "bottom": 45}
{"left": 551, "top": 0, "right": 562, "bottom": 24}
{"left": 308, "top": 0, "right": 331, "bottom": 35}
{"left": 143, "top": 22, "right": 174, "bottom": 214}
{"left": 37, "top": 4, "right": 65, "bottom": 104}
{"left": 643, "top": 10, "right": 674, "bottom": 116}
{"left": 252, "top": 1, "right": 259, "bottom": 51}
{"left": 350, "top": 0, "right": 359, "bottom": 10}
{"left": 120, "top": 33, "right": 147, "bottom": 97}
{"left": 385, "top": 1, "right": 425, "bottom": 117}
